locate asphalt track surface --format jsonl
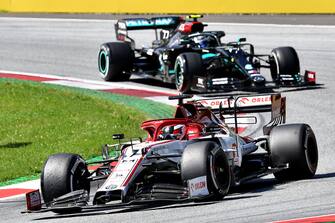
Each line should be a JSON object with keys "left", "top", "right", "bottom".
{"left": 0, "top": 15, "right": 335, "bottom": 222}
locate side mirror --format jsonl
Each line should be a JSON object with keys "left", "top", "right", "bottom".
{"left": 113, "top": 134, "right": 124, "bottom": 140}
{"left": 238, "top": 37, "right": 247, "bottom": 43}
{"left": 186, "top": 14, "right": 203, "bottom": 22}
{"left": 217, "top": 31, "right": 225, "bottom": 38}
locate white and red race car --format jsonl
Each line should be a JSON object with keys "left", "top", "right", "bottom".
{"left": 26, "top": 94, "right": 318, "bottom": 213}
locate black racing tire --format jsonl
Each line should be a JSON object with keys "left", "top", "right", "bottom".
{"left": 181, "top": 141, "right": 231, "bottom": 200}
{"left": 269, "top": 124, "right": 318, "bottom": 181}
{"left": 270, "top": 47, "right": 300, "bottom": 82}
{"left": 98, "top": 42, "right": 134, "bottom": 81}
{"left": 174, "top": 52, "right": 203, "bottom": 93}
{"left": 41, "top": 153, "right": 90, "bottom": 205}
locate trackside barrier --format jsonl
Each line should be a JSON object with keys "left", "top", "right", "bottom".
{"left": 0, "top": 0, "right": 335, "bottom": 13}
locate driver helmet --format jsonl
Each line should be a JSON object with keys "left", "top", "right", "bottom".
{"left": 163, "top": 125, "right": 174, "bottom": 134}
{"left": 159, "top": 124, "right": 185, "bottom": 140}
{"left": 194, "top": 35, "right": 216, "bottom": 48}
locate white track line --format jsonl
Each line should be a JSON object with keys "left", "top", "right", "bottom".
{"left": 0, "top": 70, "right": 178, "bottom": 95}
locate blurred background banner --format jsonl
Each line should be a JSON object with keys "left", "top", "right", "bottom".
{"left": 0, "top": 0, "right": 335, "bottom": 13}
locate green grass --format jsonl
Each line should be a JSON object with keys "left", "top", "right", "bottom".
{"left": 0, "top": 79, "right": 174, "bottom": 184}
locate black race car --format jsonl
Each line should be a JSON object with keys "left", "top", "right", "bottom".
{"left": 25, "top": 94, "right": 318, "bottom": 213}
{"left": 98, "top": 15, "right": 316, "bottom": 93}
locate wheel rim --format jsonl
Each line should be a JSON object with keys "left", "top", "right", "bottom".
{"left": 209, "top": 152, "right": 230, "bottom": 194}
{"left": 175, "top": 58, "right": 184, "bottom": 90}
{"left": 271, "top": 52, "right": 280, "bottom": 82}
{"left": 71, "top": 161, "right": 89, "bottom": 192}
{"left": 305, "top": 135, "right": 318, "bottom": 173}
{"left": 98, "top": 50, "right": 108, "bottom": 76}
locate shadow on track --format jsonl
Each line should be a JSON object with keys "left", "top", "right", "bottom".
{"left": 129, "top": 77, "right": 325, "bottom": 95}
{"left": 0, "top": 142, "right": 32, "bottom": 149}
{"left": 231, "top": 178, "right": 280, "bottom": 195}
{"left": 32, "top": 194, "right": 261, "bottom": 221}
{"left": 314, "top": 172, "right": 335, "bottom": 179}
{"left": 31, "top": 163, "right": 332, "bottom": 221}
{"left": 232, "top": 170, "right": 335, "bottom": 195}
{"left": 32, "top": 201, "right": 215, "bottom": 221}
{"left": 32, "top": 173, "right": 330, "bottom": 221}
{"left": 32, "top": 179, "right": 283, "bottom": 221}
{"left": 231, "top": 170, "right": 335, "bottom": 196}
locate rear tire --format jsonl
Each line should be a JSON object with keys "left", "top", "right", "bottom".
{"left": 41, "top": 153, "right": 90, "bottom": 205}
{"left": 269, "top": 124, "right": 318, "bottom": 181}
{"left": 181, "top": 141, "right": 231, "bottom": 200}
{"left": 174, "top": 52, "right": 203, "bottom": 93}
{"left": 98, "top": 42, "right": 134, "bottom": 81}
{"left": 270, "top": 47, "right": 300, "bottom": 82}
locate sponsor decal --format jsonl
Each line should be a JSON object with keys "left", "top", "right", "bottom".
{"left": 196, "top": 78, "right": 205, "bottom": 88}
{"left": 212, "top": 78, "right": 228, "bottom": 85}
{"left": 99, "top": 155, "right": 140, "bottom": 191}
{"left": 305, "top": 70, "right": 316, "bottom": 84}
{"left": 101, "top": 141, "right": 170, "bottom": 191}
{"left": 162, "top": 53, "right": 168, "bottom": 60}
{"left": 154, "top": 18, "right": 174, "bottom": 26}
{"left": 126, "top": 19, "right": 152, "bottom": 27}
{"left": 105, "top": 184, "right": 118, "bottom": 190}
{"left": 245, "top": 64, "right": 253, "bottom": 70}
{"left": 26, "top": 190, "right": 42, "bottom": 211}
{"left": 117, "top": 29, "right": 127, "bottom": 35}
{"left": 161, "top": 30, "right": 170, "bottom": 39}
{"left": 125, "top": 18, "right": 173, "bottom": 28}
{"left": 248, "top": 70, "right": 259, "bottom": 74}
{"left": 178, "top": 24, "right": 185, "bottom": 32}
{"left": 279, "top": 74, "right": 295, "bottom": 81}
{"left": 307, "top": 72, "right": 315, "bottom": 79}
{"left": 282, "top": 77, "right": 294, "bottom": 81}
{"left": 118, "top": 22, "right": 127, "bottom": 30}
{"left": 198, "top": 95, "right": 271, "bottom": 109}
{"left": 146, "top": 49, "right": 154, "bottom": 56}
{"left": 188, "top": 176, "right": 209, "bottom": 198}
{"left": 115, "top": 173, "right": 124, "bottom": 178}
{"left": 202, "top": 53, "right": 217, "bottom": 60}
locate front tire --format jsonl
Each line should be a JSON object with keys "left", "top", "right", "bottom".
{"left": 174, "top": 52, "right": 203, "bottom": 93}
{"left": 98, "top": 42, "right": 134, "bottom": 81}
{"left": 41, "top": 153, "right": 90, "bottom": 205}
{"left": 181, "top": 141, "right": 231, "bottom": 200}
{"left": 269, "top": 124, "right": 318, "bottom": 181}
{"left": 270, "top": 47, "right": 300, "bottom": 82}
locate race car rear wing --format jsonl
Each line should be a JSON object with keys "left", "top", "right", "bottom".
{"left": 195, "top": 94, "right": 286, "bottom": 134}
{"left": 115, "top": 16, "right": 183, "bottom": 42}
